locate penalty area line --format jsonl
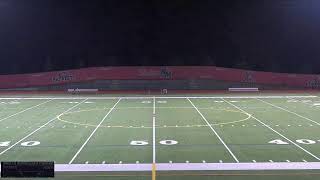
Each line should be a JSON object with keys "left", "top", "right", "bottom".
{"left": 222, "top": 98, "right": 320, "bottom": 161}
{"left": 0, "top": 98, "right": 89, "bottom": 156}
{"left": 0, "top": 99, "right": 54, "bottom": 123}
{"left": 187, "top": 98, "right": 239, "bottom": 163}
{"left": 68, "top": 98, "right": 122, "bottom": 164}
{"left": 256, "top": 98, "right": 320, "bottom": 126}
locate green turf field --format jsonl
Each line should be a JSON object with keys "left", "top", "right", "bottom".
{"left": 1, "top": 93, "right": 320, "bottom": 180}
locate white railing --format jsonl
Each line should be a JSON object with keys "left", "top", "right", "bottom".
{"left": 228, "top": 88, "right": 259, "bottom": 92}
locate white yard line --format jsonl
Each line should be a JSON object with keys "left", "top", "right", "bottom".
{"left": 152, "top": 96, "right": 156, "bottom": 164}
{"left": 68, "top": 98, "right": 122, "bottom": 164}
{"left": 0, "top": 99, "right": 53, "bottom": 123}
{"left": 0, "top": 98, "right": 89, "bottom": 156}
{"left": 222, "top": 98, "right": 320, "bottom": 161}
{"left": 288, "top": 98, "right": 312, "bottom": 106}
{"left": 256, "top": 98, "right": 320, "bottom": 126}
{"left": 0, "top": 95, "right": 316, "bottom": 100}
{"left": 187, "top": 98, "right": 239, "bottom": 163}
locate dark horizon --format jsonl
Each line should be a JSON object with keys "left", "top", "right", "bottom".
{"left": 0, "top": 0, "right": 320, "bottom": 75}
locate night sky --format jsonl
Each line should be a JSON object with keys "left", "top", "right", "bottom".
{"left": 0, "top": 0, "right": 320, "bottom": 74}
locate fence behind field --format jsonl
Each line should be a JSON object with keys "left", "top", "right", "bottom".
{"left": 0, "top": 66, "right": 319, "bottom": 90}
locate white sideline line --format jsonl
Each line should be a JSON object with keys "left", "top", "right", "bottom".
{"left": 0, "top": 95, "right": 316, "bottom": 100}
{"left": 69, "top": 98, "right": 122, "bottom": 164}
{"left": 0, "top": 162, "right": 313, "bottom": 172}
{"left": 222, "top": 98, "right": 320, "bottom": 161}
{"left": 187, "top": 98, "right": 239, "bottom": 163}
{"left": 156, "top": 162, "right": 320, "bottom": 171}
{"left": 256, "top": 98, "right": 320, "bottom": 126}
{"left": 0, "top": 99, "right": 53, "bottom": 123}
{"left": 0, "top": 98, "right": 89, "bottom": 156}
{"left": 152, "top": 96, "right": 156, "bottom": 164}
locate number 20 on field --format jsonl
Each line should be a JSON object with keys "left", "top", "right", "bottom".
{"left": 269, "top": 139, "right": 320, "bottom": 145}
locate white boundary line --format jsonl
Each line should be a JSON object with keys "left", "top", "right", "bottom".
{"left": 256, "top": 98, "right": 320, "bottom": 126}
{"left": 0, "top": 99, "right": 53, "bottom": 123}
{"left": 222, "top": 98, "right": 320, "bottom": 161}
{"left": 0, "top": 95, "right": 316, "bottom": 100}
{"left": 152, "top": 96, "right": 156, "bottom": 164}
{"left": 0, "top": 98, "right": 89, "bottom": 156}
{"left": 187, "top": 98, "right": 239, "bottom": 163}
{"left": 156, "top": 162, "right": 320, "bottom": 171}
{"left": 0, "top": 162, "right": 313, "bottom": 172}
{"left": 68, "top": 98, "right": 122, "bottom": 164}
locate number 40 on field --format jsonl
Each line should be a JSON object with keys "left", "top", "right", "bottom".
{"left": 0, "top": 141, "right": 40, "bottom": 147}
{"left": 269, "top": 139, "right": 320, "bottom": 145}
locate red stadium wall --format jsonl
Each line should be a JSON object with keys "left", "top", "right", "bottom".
{"left": 0, "top": 66, "right": 319, "bottom": 89}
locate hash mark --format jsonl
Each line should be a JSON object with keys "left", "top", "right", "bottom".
{"left": 269, "top": 160, "right": 273, "bottom": 162}
{"left": 85, "top": 161, "right": 89, "bottom": 164}
{"left": 202, "top": 160, "right": 206, "bottom": 163}
{"left": 286, "top": 160, "right": 290, "bottom": 162}
{"left": 102, "top": 161, "right": 105, "bottom": 164}
{"left": 219, "top": 160, "right": 223, "bottom": 163}
{"left": 252, "top": 160, "right": 256, "bottom": 163}
{"left": 302, "top": 159, "right": 308, "bottom": 162}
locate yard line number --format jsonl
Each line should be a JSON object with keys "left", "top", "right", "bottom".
{"left": 269, "top": 139, "right": 318, "bottom": 145}
{"left": 130, "top": 140, "right": 178, "bottom": 146}
{"left": 0, "top": 141, "right": 40, "bottom": 147}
